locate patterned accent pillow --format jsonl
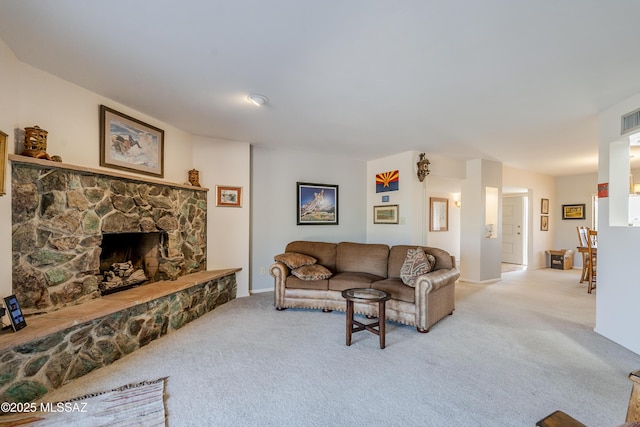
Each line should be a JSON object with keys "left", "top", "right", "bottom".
{"left": 274, "top": 252, "right": 317, "bottom": 269}
{"left": 400, "top": 248, "right": 435, "bottom": 287}
{"left": 291, "top": 264, "right": 333, "bottom": 281}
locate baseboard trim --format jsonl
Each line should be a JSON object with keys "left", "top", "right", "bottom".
{"left": 458, "top": 278, "right": 501, "bottom": 284}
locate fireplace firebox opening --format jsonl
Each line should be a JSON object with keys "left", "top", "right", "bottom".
{"left": 99, "top": 231, "right": 168, "bottom": 295}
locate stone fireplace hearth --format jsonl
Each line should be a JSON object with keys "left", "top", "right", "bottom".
{"left": 10, "top": 155, "right": 208, "bottom": 314}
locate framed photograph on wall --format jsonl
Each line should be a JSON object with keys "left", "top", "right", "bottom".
{"left": 297, "top": 182, "right": 338, "bottom": 225}
{"left": 216, "top": 185, "right": 242, "bottom": 207}
{"left": 541, "top": 215, "right": 549, "bottom": 231}
{"left": 562, "top": 203, "right": 585, "bottom": 220}
{"left": 429, "top": 197, "right": 449, "bottom": 232}
{"left": 0, "top": 130, "right": 7, "bottom": 196}
{"left": 541, "top": 198, "right": 549, "bottom": 214}
{"left": 373, "top": 204, "right": 399, "bottom": 224}
{"left": 100, "top": 105, "right": 164, "bottom": 177}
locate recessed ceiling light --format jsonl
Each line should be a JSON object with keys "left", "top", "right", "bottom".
{"left": 247, "top": 94, "right": 268, "bottom": 106}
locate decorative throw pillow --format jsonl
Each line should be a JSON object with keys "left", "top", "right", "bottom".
{"left": 291, "top": 264, "right": 333, "bottom": 281}
{"left": 400, "top": 248, "right": 435, "bottom": 287}
{"left": 274, "top": 252, "right": 317, "bottom": 269}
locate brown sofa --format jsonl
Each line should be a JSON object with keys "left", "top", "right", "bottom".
{"left": 270, "top": 241, "right": 460, "bottom": 332}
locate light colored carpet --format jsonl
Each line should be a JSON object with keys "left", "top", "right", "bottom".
{"left": 1, "top": 378, "right": 167, "bottom": 426}
{"left": 37, "top": 268, "right": 640, "bottom": 426}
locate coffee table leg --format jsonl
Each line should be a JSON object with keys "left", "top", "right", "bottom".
{"left": 346, "top": 300, "right": 353, "bottom": 346}
{"left": 379, "top": 300, "right": 386, "bottom": 349}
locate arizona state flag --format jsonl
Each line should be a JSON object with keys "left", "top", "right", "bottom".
{"left": 376, "top": 170, "right": 399, "bottom": 193}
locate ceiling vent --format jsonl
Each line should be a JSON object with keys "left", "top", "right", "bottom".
{"left": 621, "top": 108, "right": 640, "bottom": 135}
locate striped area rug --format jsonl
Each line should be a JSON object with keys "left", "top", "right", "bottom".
{"left": 1, "top": 377, "right": 167, "bottom": 427}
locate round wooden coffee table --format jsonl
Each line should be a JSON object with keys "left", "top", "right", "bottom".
{"left": 341, "top": 288, "right": 391, "bottom": 349}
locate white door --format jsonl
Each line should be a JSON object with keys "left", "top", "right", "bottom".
{"left": 502, "top": 196, "right": 524, "bottom": 264}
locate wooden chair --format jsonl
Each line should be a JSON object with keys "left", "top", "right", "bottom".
{"left": 627, "top": 370, "right": 640, "bottom": 423}
{"left": 586, "top": 229, "right": 597, "bottom": 293}
{"left": 576, "top": 227, "right": 590, "bottom": 283}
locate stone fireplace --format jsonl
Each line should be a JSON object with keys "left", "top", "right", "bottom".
{"left": 11, "top": 156, "right": 208, "bottom": 314}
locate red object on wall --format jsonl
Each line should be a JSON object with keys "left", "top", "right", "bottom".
{"left": 598, "top": 182, "right": 609, "bottom": 198}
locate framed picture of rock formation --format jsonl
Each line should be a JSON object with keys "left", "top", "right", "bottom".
{"left": 0, "top": 130, "right": 6, "bottom": 196}
{"left": 100, "top": 105, "right": 164, "bottom": 177}
{"left": 297, "top": 182, "right": 338, "bottom": 225}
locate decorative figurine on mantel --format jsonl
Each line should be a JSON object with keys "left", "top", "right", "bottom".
{"left": 21, "top": 125, "right": 51, "bottom": 160}
{"left": 188, "top": 169, "right": 201, "bottom": 187}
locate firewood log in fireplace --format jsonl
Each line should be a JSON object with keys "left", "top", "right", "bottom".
{"left": 100, "top": 260, "right": 148, "bottom": 293}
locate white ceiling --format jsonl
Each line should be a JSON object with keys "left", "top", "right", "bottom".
{"left": 1, "top": 0, "right": 640, "bottom": 176}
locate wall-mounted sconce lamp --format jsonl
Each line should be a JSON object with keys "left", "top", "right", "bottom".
{"left": 416, "top": 153, "right": 430, "bottom": 182}
{"left": 453, "top": 193, "right": 461, "bottom": 208}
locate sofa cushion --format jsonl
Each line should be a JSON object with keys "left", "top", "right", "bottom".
{"left": 388, "top": 245, "right": 454, "bottom": 277}
{"left": 285, "top": 276, "right": 329, "bottom": 290}
{"left": 285, "top": 241, "right": 337, "bottom": 272}
{"left": 336, "top": 242, "right": 389, "bottom": 277}
{"left": 400, "top": 248, "right": 435, "bottom": 287}
{"left": 291, "top": 264, "right": 333, "bottom": 281}
{"left": 371, "top": 278, "right": 415, "bottom": 303}
{"left": 274, "top": 252, "right": 317, "bottom": 269}
{"left": 328, "top": 272, "right": 385, "bottom": 291}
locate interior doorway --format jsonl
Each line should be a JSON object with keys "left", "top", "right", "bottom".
{"left": 502, "top": 194, "right": 528, "bottom": 265}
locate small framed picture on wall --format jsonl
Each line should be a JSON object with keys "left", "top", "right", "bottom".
{"left": 541, "top": 215, "right": 549, "bottom": 231}
{"left": 541, "top": 198, "right": 549, "bottom": 214}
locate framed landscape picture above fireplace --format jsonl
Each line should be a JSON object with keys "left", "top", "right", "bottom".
{"left": 100, "top": 105, "right": 164, "bottom": 177}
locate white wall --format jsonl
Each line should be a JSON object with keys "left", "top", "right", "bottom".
{"left": 426, "top": 184, "right": 461, "bottom": 261}
{"left": 366, "top": 151, "right": 423, "bottom": 245}
{"left": 460, "top": 159, "right": 503, "bottom": 282}
{"left": 502, "top": 166, "right": 556, "bottom": 269}
{"left": 250, "top": 146, "right": 367, "bottom": 293}
{"left": 193, "top": 137, "right": 251, "bottom": 297}
{"left": 0, "top": 38, "right": 19, "bottom": 299}
{"left": 0, "top": 38, "right": 200, "bottom": 300}
{"left": 554, "top": 173, "right": 598, "bottom": 268}
{"left": 366, "top": 151, "right": 464, "bottom": 258}
{"left": 596, "top": 91, "right": 640, "bottom": 355}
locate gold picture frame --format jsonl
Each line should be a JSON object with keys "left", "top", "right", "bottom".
{"left": 0, "top": 130, "right": 7, "bottom": 196}
{"left": 429, "top": 197, "right": 449, "bottom": 232}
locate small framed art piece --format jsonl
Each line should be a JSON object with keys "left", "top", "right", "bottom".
{"left": 541, "top": 215, "right": 549, "bottom": 231}
{"left": 100, "top": 105, "right": 164, "bottom": 177}
{"left": 562, "top": 203, "right": 585, "bottom": 220}
{"left": 0, "top": 130, "right": 7, "bottom": 196}
{"left": 541, "top": 198, "right": 549, "bottom": 214}
{"left": 373, "top": 204, "right": 399, "bottom": 224}
{"left": 429, "top": 197, "right": 449, "bottom": 232}
{"left": 216, "top": 186, "right": 242, "bottom": 207}
{"left": 297, "top": 182, "right": 338, "bottom": 225}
